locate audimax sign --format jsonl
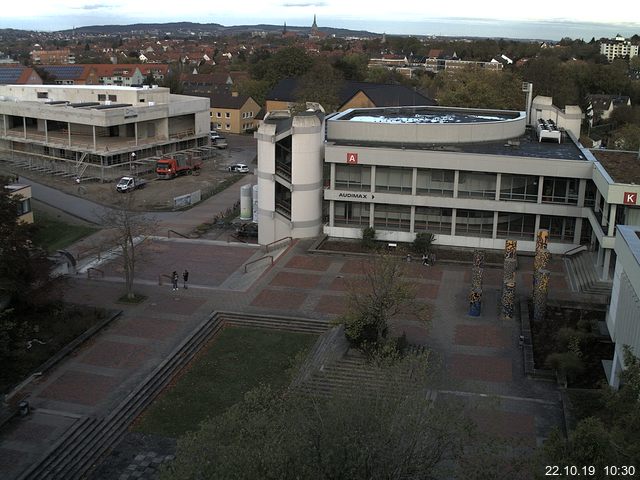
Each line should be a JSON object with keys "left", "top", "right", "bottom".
{"left": 337, "top": 192, "right": 372, "bottom": 199}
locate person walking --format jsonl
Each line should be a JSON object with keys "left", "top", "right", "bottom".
{"left": 172, "top": 271, "right": 179, "bottom": 291}
{"left": 183, "top": 269, "right": 189, "bottom": 289}
{"left": 422, "top": 253, "right": 428, "bottom": 266}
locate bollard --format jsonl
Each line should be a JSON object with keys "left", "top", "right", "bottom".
{"left": 18, "top": 400, "right": 30, "bottom": 417}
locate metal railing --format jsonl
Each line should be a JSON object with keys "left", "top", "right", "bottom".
{"left": 167, "top": 229, "right": 188, "bottom": 238}
{"left": 562, "top": 244, "right": 588, "bottom": 258}
{"left": 264, "top": 236, "right": 292, "bottom": 253}
{"left": 244, "top": 255, "right": 273, "bottom": 273}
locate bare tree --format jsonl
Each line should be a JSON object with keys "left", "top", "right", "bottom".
{"left": 99, "top": 193, "right": 157, "bottom": 300}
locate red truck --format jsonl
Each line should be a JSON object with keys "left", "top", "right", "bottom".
{"left": 156, "top": 154, "right": 202, "bottom": 179}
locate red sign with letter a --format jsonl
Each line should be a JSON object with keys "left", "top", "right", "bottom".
{"left": 346, "top": 152, "right": 358, "bottom": 164}
{"left": 623, "top": 192, "right": 638, "bottom": 205}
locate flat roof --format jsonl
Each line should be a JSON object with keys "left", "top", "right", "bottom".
{"left": 590, "top": 150, "right": 640, "bottom": 184}
{"left": 329, "top": 127, "right": 587, "bottom": 161}
{"left": 4, "top": 84, "right": 167, "bottom": 91}
{"left": 341, "top": 106, "right": 519, "bottom": 124}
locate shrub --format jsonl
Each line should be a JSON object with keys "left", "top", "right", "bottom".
{"left": 413, "top": 232, "right": 435, "bottom": 255}
{"left": 361, "top": 227, "right": 376, "bottom": 249}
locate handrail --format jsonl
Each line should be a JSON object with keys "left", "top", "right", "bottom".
{"left": 562, "top": 244, "right": 587, "bottom": 258}
{"left": 264, "top": 236, "right": 292, "bottom": 253}
{"left": 158, "top": 273, "right": 172, "bottom": 285}
{"left": 244, "top": 255, "right": 273, "bottom": 273}
{"left": 168, "top": 229, "right": 188, "bottom": 238}
{"left": 87, "top": 267, "right": 104, "bottom": 279}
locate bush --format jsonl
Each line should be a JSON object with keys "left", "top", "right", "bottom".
{"left": 413, "top": 232, "right": 435, "bottom": 255}
{"left": 361, "top": 227, "right": 376, "bottom": 249}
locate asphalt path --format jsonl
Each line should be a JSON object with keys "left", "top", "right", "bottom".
{"left": 21, "top": 175, "right": 178, "bottom": 225}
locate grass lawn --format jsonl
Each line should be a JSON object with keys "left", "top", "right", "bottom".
{"left": 132, "top": 326, "right": 317, "bottom": 438}
{"left": 32, "top": 209, "right": 98, "bottom": 252}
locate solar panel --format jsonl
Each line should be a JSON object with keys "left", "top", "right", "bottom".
{"left": 40, "top": 65, "right": 84, "bottom": 81}
{"left": 0, "top": 67, "right": 25, "bottom": 84}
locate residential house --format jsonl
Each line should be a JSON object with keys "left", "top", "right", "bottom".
{"left": 210, "top": 92, "right": 260, "bottom": 134}
{"left": 587, "top": 94, "right": 632, "bottom": 123}
{"left": 30, "top": 48, "right": 75, "bottom": 65}
{"left": 600, "top": 35, "right": 639, "bottom": 62}
{"left": 0, "top": 65, "right": 43, "bottom": 85}
{"left": 5, "top": 184, "right": 33, "bottom": 224}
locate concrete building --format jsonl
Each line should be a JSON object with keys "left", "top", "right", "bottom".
{"left": 0, "top": 84, "right": 211, "bottom": 181}
{"left": 599, "top": 35, "right": 639, "bottom": 62}
{"left": 606, "top": 225, "right": 640, "bottom": 388}
{"left": 256, "top": 101, "right": 640, "bottom": 281}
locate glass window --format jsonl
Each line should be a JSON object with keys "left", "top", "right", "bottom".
{"left": 225, "top": 112, "right": 230, "bottom": 118}
{"left": 500, "top": 174, "right": 539, "bottom": 202}
{"left": 457, "top": 171, "right": 496, "bottom": 199}
{"left": 216, "top": 112, "right": 221, "bottom": 118}
{"left": 455, "top": 209, "right": 494, "bottom": 237}
{"left": 542, "top": 177, "right": 578, "bottom": 205}
{"left": 375, "top": 167, "right": 412, "bottom": 194}
{"left": 17, "top": 198, "right": 31, "bottom": 216}
{"left": 373, "top": 204, "right": 411, "bottom": 231}
{"left": 335, "top": 165, "right": 371, "bottom": 191}
{"left": 414, "top": 207, "right": 452, "bottom": 234}
{"left": 334, "top": 202, "right": 370, "bottom": 227}
{"left": 108, "top": 94, "right": 117, "bottom": 101}
{"left": 539, "top": 215, "right": 576, "bottom": 242}
{"left": 416, "top": 168, "right": 454, "bottom": 197}
{"left": 496, "top": 212, "right": 536, "bottom": 240}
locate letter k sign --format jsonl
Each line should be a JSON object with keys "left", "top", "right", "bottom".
{"left": 623, "top": 192, "right": 638, "bottom": 205}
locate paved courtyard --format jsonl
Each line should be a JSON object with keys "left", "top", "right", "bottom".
{"left": 0, "top": 231, "right": 572, "bottom": 478}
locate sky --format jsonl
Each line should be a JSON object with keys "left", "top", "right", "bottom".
{"left": 2, "top": 0, "right": 640, "bottom": 40}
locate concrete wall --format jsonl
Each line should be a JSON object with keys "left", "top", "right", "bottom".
{"left": 531, "top": 96, "right": 582, "bottom": 138}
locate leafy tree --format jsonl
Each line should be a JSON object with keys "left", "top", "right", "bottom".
{"left": 436, "top": 68, "right": 525, "bottom": 110}
{"left": 162, "top": 358, "right": 478, "bottom": 480}
{"left": 161, "top": 68, "right": 184, "bottom": 94}
{"left": 365, "top": 66, "right": 405, "bottom": 85}
{"left": 413, "top": 232, "right": 435, "bottom": 255}
{"left": 333, "top": 53, "right": 369, "bottom": 81}
{"left": 249, "top": 46, "right": 313, "bottom": 86}
{"left": 294, "top": 59, "right": 344, "bottom": 113}
{"left": 610, "top": 124, "right": 640, "bottom": 151}
{"left": 361, "top": 226, "right": 376, "bottom": 249}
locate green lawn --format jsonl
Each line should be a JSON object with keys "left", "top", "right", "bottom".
{"left": 133, "top": 326, "right": 317, "bottom": 438}
{"left": 32, "top": 209, "right": 98, "bottom": 252}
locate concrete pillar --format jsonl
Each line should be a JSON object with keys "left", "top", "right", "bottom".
{"left": 495, "top": 173, "right": 502, "bottom": 201}
{"left": 44, "top": 119, "right": 48, "bottom": 144}
{"left": 370, "top": 165, "right": 376, "bottom": 193}
{"left": 574, "top": 218, "right": 583, "bottom": 245}
{"left": 134, "top": 122, "right": 139, "bottom": 146}
{"left": 23, "top": 117, "right": 26, "bottom": 138}
{"left": 602, "top": 200, "right": 609, "bottom": 227}
{"left": 68, "top": 122, "right": 71, "bottom": 147}
{"left": 330, "top": 163, "right": 335, "bottom": 189}
{"left": 369, "top": 202, "right": 374, "bottom": 227}
{"left": 2, "top": 114, "right": 6, "bottom": 135}
{"left": 329, "top": 200, "right": 334, "bottom": 227}
{"left": 92, "top": 125, "right": 96, "bottom": 151}
{"left": 577, "top": 179, "right": 587, "bottom": 207}
{"left": 453, "top": 170, "right": 459, "bottom": 198}
{"left": 410, "top": 205, "right": 416, "bottom": 233}
{"left": 534, "top": 214, "right": 541, "bottom": 234}
{"left": 492, "top": 211, "right": 498, "bottom": 238}
{"left": 602, "top": 249, "right": 612, "bottom": 281}
{"left": 595, "top": 189, "right": 601, "bottom": 213}
{"left": 608, "top": 204, "right": 617, "bottom": 236}
{"left": 451, "top": 209, "right": 457, "bottom": 236}
{"left": 537, "top": 175, "right": 544, "bottom": 203}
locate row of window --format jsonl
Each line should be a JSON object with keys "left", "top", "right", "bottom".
{"left": 334, "top": 165, "right": 580, "bottom": 205}
{"left": 333, "top": 202, "right": 576, "bottom": 242}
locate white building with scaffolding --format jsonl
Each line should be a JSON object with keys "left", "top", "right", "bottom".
{"left": 0, "top": 84, "right": 212, "bottom": 181}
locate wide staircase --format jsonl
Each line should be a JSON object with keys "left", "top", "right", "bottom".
{"left": 563, "top": 250, "right": 613, "bottom": 298}
{"left": 16, "top": 312, "right": 329, "bottom": 480}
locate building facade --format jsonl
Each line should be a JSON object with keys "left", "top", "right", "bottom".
{"left": 600, "top": 35, "right": 639, "bottom": 62}
{"left": 6, "top": 183, "right": 33, "bottom": 224}
{"left": 210, "top": 93, "right": 260, "bottom": 134}
{"left": 0, "top": 84, "right": 210, "bottom": 181}
{"left": 606, "top": 225, "right": 640, "bottom": 388}
{"left": 256, "top": 102, "right": 640, "bottom": 281}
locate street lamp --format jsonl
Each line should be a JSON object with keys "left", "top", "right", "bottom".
{"left": 130, "top": 152, "right": 136, "bottom": 173}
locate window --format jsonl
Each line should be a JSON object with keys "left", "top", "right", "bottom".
{"left": 374, "top": 204, "right": 411, "bottom": 231}
{"left": 416, "top": 168, "right": 454, "bottom": 197}
{"left": 334, "top": 202, "right": 370, "bottom": 227}
{"left": 108, "top": 95, "right": 117, "bottom": 101}
{"left": 542, "top": 177, "right": 578, "bottom": 205}
{"left": 539, "top": 215, "right": 576, "bottom": 242}
{"left": 225, "top": 112, "right": 230, "bottom": 118}
{"left": 496, "top": 212, "right": 536, "bottom": 240}
{"left": 500, "top": 174, "right": 538, "bottom": 202}
{"left": 457, "top": 171, "right": 496, "bottom": 199}
{"left": 414, "top": 207, "right": 452, "bottom": 234}
{"left": 375, "top": 167, "right": 412, "bottom": 194}
{"left": 225, "top": 124, "right": 230, "bottom": 130}
{"left": 335, "top": 165, "right": 371, "bottom": 191}
{"left": 216, "top": 112, "right": 221, "bottom": 118}
{"left": 17, "top": 198, "right": 31, "bottom": 216}
{"left": 37, "top": 92, "right": 48, "bottom": 99}
{"left": 455, "top": 209, "right": 494, "bottom": 237}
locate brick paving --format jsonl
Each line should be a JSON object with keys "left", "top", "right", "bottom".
{"left": 107, "top": 316, "right": 183, "bottom": 341}
{"left": 454, "top": 324, "right": 511, "bottom": 348}
{"left": 143, "top": 296, "right": 207, "bottom": 316}
{"left": 449, "top": 354, "right": 513, "bottom": 382}
{"left": 285, "top": 255, "right": 332, "bottom": 271}
{"left": 414, "top": 282, "right": 440, "bottom": 300}
{"left": 269, "top": 271, "right": 321, "bottom": 289}
{"left": 79, "top": 341, "right": 154, "bottom": 369}
{"left": 250, "top": 288, "right": 307, "bottom": 310}
{"left": 314, "top": 294, "right": 348, "bottom": 316}
{"left": 38, "top": 370, "right": 121, "bottom": 406}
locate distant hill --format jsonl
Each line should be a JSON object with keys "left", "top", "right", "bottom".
{"left": 56, "top": 21, "right": 377, "bottom": 38}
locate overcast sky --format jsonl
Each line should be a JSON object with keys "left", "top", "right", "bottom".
{"left": 3, "top": 0, "right": 640, "bottom": 39}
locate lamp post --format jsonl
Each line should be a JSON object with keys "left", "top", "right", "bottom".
{"left": 130, "top": 152, "right": 136, "bottom": 174}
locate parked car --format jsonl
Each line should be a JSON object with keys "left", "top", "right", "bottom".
{"left": 210, "top": 132, "right": 228, "bottom": 149}
{"left": 228, "top": 163, "right": 249, "bottom": 173}
{"left": 115, "top": 176, "right": 147, "bottom": 192}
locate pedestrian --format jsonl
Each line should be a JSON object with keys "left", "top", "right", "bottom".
{"left": 172, "top": 271, "right": 179, "bottom": 291}
{"left": 430, "top": 252, "right": 437, "bottom": 266}
{"left": 406, "top": 254, "right": 412, "bottom": 263}
{"left": 183, "top": 269, "right": 189, "bottom": 289}
{"left": 422, "top": 253, "right": 428, "bottom": 266}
